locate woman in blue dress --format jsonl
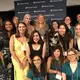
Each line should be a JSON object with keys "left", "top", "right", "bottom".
{"left": 47, "top": 45, "right": 64, "bottom": 80}
{"left": 62, "top": 48, "right": 80, "bottom": 80}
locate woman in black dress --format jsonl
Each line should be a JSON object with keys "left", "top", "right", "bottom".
{"left": 28, "top": 30, "right": 46, "bottom": 59}
{"left": 58, "top": 23, "right": 73, "bottom": 55}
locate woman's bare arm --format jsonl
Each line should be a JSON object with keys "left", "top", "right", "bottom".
{"left": 42, "top": 42, "right": 46, "bottom": 59}
{"left": 69, "top": 39, "right": 73, "bottom": 49}
{"left": 62, "top": 72, "right": 66, "bottom": 80}
{"left": 47, "top": 57, "right": 58, "bottom": 74}
{"left": 26, "top": 43, "right": 32, "bottom": 64}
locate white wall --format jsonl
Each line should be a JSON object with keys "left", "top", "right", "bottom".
{"left": 0, "top": 0, "right": 14, "bottom": 11}
{"left": 0, "top": 0, "right": 80, "bottom": 11}
{"left": 67, "top": 0, "right": 80, "bottom": 6}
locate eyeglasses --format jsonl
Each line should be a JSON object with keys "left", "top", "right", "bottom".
{"left": 67, "top": 54, "right": 75, "bottom": 57}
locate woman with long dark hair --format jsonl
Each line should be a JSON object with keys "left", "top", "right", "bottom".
{"left": 48, "top": 20, "right": 60, "bottom": 56}
{"left": 9, "top": 22, "right": 30, "bottom": 80}
{"left": 0, "top": 19, "right": 16, "bottom": 80}
{"left": 47, "top": 45, "right": 64, "bottom": 80}
{"left": 26, "top": 54, "right": 47, "bottom": 80}
{"left": 28, "top": 30, "right": 46, "bottom": 59}
{"left": 58, "top": 23, "right": 73, "bottom": 53}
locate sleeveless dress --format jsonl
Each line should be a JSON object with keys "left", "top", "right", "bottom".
{"left": 11, "top": 35, "right": 29, "bottom": 80}
{"left": 28, "top": 42, "right": 43, "bottom": 59}
{"left": 48, "top": 59, "right": 62, "bottom": 80}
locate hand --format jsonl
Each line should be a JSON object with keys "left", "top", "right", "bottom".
{"left": 19, "top": 61, "right": 24, "bottom": 69}
{"left": 57, "top": 71, "right": 62, "bottom": 76}
{"left": 7, "top": 63, "right": 12, "bottom": 69}
{"left": 22, "top": 58, "right": 29, "bottom": 69}
{"left": 22, "top": 59, "right": 27, "bottom": 69}
{"left": 0, "top": 51, "right": 4, "bottom": 64}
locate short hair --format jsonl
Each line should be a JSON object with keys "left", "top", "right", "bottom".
{"left": 67, "top": 48, "right": 79, "bottom": 60}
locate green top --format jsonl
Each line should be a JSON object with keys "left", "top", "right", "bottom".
{"left": 70, "top": 26, "right": 75, "bottom": 38}
{"left": 47, "top": 59, "right": 62, "bottom": 80}
{"left": 26, "top": 69, "right": 45, "bottom": 80}
{"left": 62, "top": 61, "right": 80, "bottom": 80}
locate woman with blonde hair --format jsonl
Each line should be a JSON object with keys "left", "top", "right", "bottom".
{"left": 74, "top": 23, "right": 80, "bottom": 51}
{"left": 62, "top": 48, "right": 80, "bottom": 80}
{"left": 34, "top": 14, "right": 49, "bottom": 41}
{"left": 23, "top": 14, "right": 34, "bottom": 36}
{"left": 34, "top": 14, "right": 49, "bottom": 56}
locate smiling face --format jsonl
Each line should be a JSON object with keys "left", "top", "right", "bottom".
{"left": 24, "top": 14, "right": 31, "bottom": 25}
{"left": 64, "top": 16, "right": 71, "bottom": 25}
{"left": 13, "top": 16, "right": 19, "bottom": 25}
{"left": 53, "top": 49, "right": 61, "bottom": 59}
{"left": 52, "top": 21, "right": 58, "bottom": 30}
{"left": 67, "top": 51, "right": 77, "bottom": 62}
{"left": 33, "top": 32, "right": 40, "bottom": 43}
{"left": 77, "top": 14, "right": 80, "bottom": 22}
{"left": 5, "top": 21, "right": 13, "bottom": 31}
{"left": 75, "top": 24, "right": 80, "bottom": 36}
{"left": 38, "top": 14, "right": 45, "bottom": 24}
{"left": 59, "top": 25, "right": 66, "bottom": 36}
{"left": 33, "top": 56, "right": 42, "bottom": 69}
{"left": 18, "top": 23, "right": 26, "bottom": 35}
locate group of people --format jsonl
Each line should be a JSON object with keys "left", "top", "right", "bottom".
{"left": 0, "top": 13, "right": 80, "bottom": 80}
